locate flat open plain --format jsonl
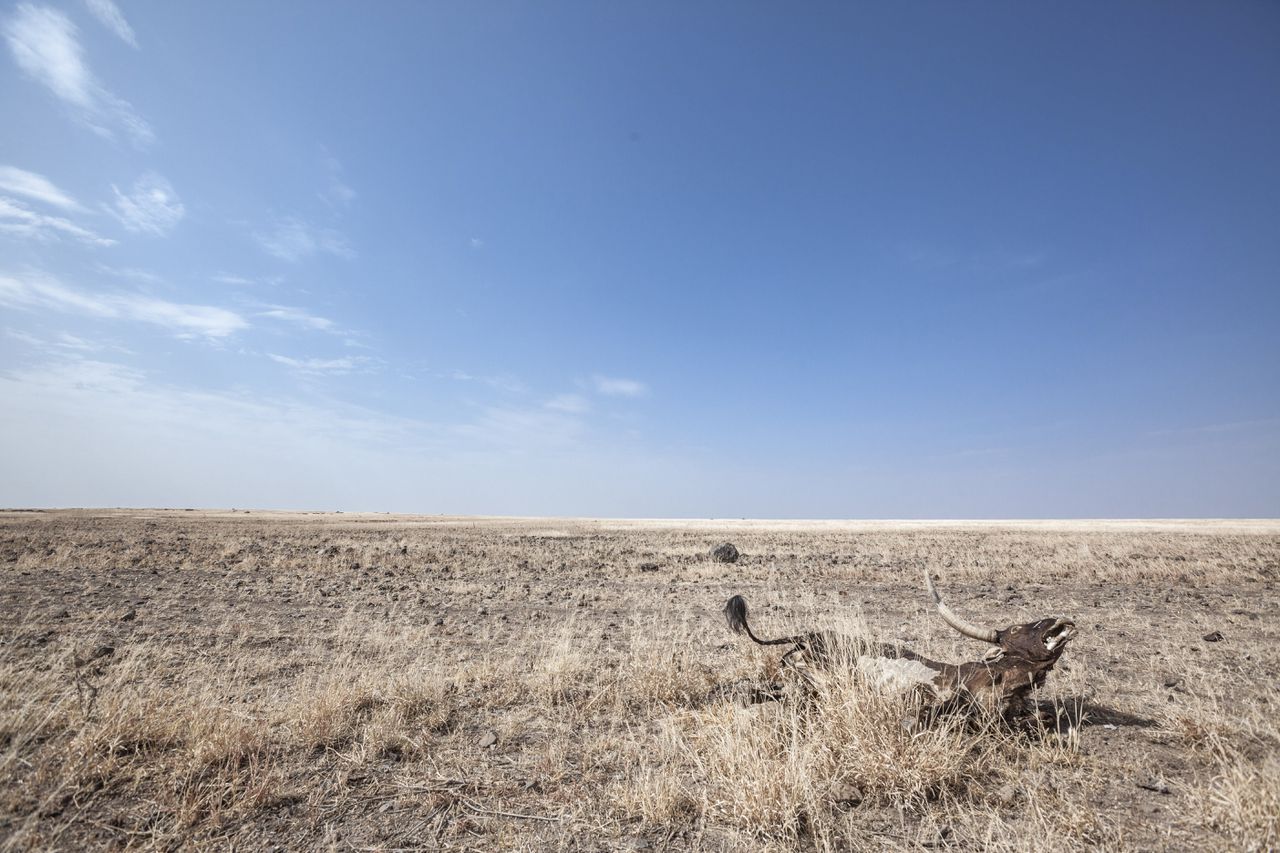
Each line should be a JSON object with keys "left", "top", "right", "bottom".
{"left": 1, "top": 510, "right": 1277, "bottom": 851}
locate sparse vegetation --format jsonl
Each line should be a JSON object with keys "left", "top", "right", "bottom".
{"left": 1, "top": 510, "right": 1276, "bottom": 849}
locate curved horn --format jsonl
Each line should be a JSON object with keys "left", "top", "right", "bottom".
{"left": 925, "top": 570, "right": 998, "bottom": 643}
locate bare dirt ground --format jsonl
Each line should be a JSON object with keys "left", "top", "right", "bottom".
{"left": 1, "top": 510, "right": 1277, "bottom": 851}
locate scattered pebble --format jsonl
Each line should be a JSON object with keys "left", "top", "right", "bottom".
{"left": 832, "top": 783, "right": 864, "bottom": 806}
{"left": 74, "top": 645, "right": 114, "bottom": 667}
{"left": 1136, "top": 778, "right": 1171, "bottom": 795}
{"left": 994, "top": 782, "right": 1019, "bottom": 806}
{"left": 1202, "top": 630, "right": 1224, "bottom": 642}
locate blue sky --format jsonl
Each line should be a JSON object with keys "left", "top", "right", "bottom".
{"left": 2, "top": 2, "right": 1277, "bottom": 517}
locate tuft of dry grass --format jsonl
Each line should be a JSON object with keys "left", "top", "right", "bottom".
{"left": 1204, "top": 749, "right": 1279, "bottom": 852}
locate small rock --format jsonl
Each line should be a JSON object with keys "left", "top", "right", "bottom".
{"left": 1202, "top": 630, "right": 1224, "bottom": 643}
{"left": 1136, "top": 778, "right": 1171, "bottom": 795}
{"left": 119, "top": 607, "right": 136, "bottom": 622}
{"left": 711, "top": 543, "right": 740, "bottom": 563}
{"left": 477, "top": 606, "right": 488, "bottom": 616}
{"left": 637, "top": 562, "right": 660, "bottom": 572}
{"left": 832, "top": 783, "right": 864, "bottom": 806}
{"left": 478, "top": 730, "right": 498, "bottom": 748}
{"left": 434, "top": 617, "right": 445, "bottom": 627}
{"left": 74, "top": 644, "right": 115, "bottom": 667}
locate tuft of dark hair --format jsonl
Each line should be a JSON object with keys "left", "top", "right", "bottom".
{"left": 724, "top": 594, "right": 749, "bottom": 635}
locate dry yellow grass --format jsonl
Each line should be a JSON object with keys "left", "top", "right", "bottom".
{"left": 0, "top": 510, "right": 1276, "bottom": 850}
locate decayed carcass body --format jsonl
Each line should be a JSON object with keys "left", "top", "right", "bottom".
{"left": 724, "top": 571, "right": 1077, "bottom": 721}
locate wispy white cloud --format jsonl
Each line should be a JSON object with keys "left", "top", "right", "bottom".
{"left": 83, "top": 0, "right": 136, "bottom": 48}
{"left": 0, "top": 352, "right": 697, "bottom": 514}
{"left": 10, "top": 356, "right": 146, "bottom": 396}
{"left": 0, "top": 271, "right": 246, "bottom": 339}
{"left": 0, "top": 355, "right": 442, "bottom": 506}
{"left": 592, "top": 375, "right": 648, "bottom": 397}
{"left": 95, "top": 263, "right": 161, "bottom": 284}
{"left": 320, "top": 152, "right": 355, "bottom": 208}
{"left": 123, "top": 297, "right": 244, "bottom": 340}
{"left": 546, "top": 393, "right": 590, "bottom": 414}
{"left": 258, "top": 305, "right": 335, "bottom": 332}
{"left": 255, "top": 217, "right": 352, "bottom": 263}
{"left": 4, "top": 326, "right": 125, "bottom": 354}
{"left": 443, "top": 370, "right": 527, "bottom": 394}
{"left": 0, "top": 165, "right": 82, "bottom": 210}
{"left": 53, "top": 330, "right": 98, "bottom": 351}
{"left": 2, "top": 328, "right": 51, "bottom": 351}
{"left": 459, "top": 405, "right": 588, "bottom": 451}
{"left": 0, "top": 196, "right": 114, "bottom": 245}
{"left": 5, "top": 326, "right": 131, "bottom": 355}
{"left": 469, "top": 237, "right": 484, "bottom": 249}
{"left": 3, "top": 3, "right": 152, "bottom": 145}
{"left": 211, "top": 272, "right": 283, "bottom": 288}
{"left": 0, "top": 272, "right": 113, "bottom": 317}
{"left": 109, "top": 172, "right": 184, "bottom": 235}
{"left": 268, "top": 353, "right": 369, "bottom": 375}
{"left": 4, "top": 5, "right": 89, "bottom": 107}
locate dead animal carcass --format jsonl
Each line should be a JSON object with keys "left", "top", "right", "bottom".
{"left": 724, "top": 571, "right": 1076, "bottom": 721}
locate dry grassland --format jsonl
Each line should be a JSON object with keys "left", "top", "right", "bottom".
{"left": 1, "top": 510, "right": 1277, "bottom": 851}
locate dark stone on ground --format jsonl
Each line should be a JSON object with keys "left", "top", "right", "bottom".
{"left": 711, "top": 543, "right": 740, "bottom": 563}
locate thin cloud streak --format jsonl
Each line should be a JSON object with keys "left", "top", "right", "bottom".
{"left": 83, "top": 0, "right": 136, "bottom": 48}
{"left": 0, "top": 165, "right": 83, "bottom": 210}
{"left": 0, "top": 271, "right": 246, "bottom": 339}
{"left": 546, "top": 393, "right": 590, "bottom": 414}
{"left": 212, "top": 272, "right": 282, "bottom": 288}
{"left": 258, "top": 305, "right": 336, "bottom": 331}
{"left": 592, "top": 375, "right": 648, "bottom": 397}
{"left": 95, "top": 264, "right": 162, "bottom": 284}
{"left": 4, "top": 326, "right": 130, "bottom": 355}
{"left": 319, "top": 152, "right": 355, "bottom": 208}
{"left": 3, "top": 3, "right": 152, "bottom": 145}
{"left": 268, "top": 353, "right": 367, "bottom": 374}
{"left": 255, "top": 217, "right": 352, "bottom": 263}
{"left": 0, "top": 196, "right": 114, "bottom": 245}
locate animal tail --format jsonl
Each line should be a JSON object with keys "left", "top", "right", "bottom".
{"left": 724, "top": 595, "right": 800, "bottom": 646}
